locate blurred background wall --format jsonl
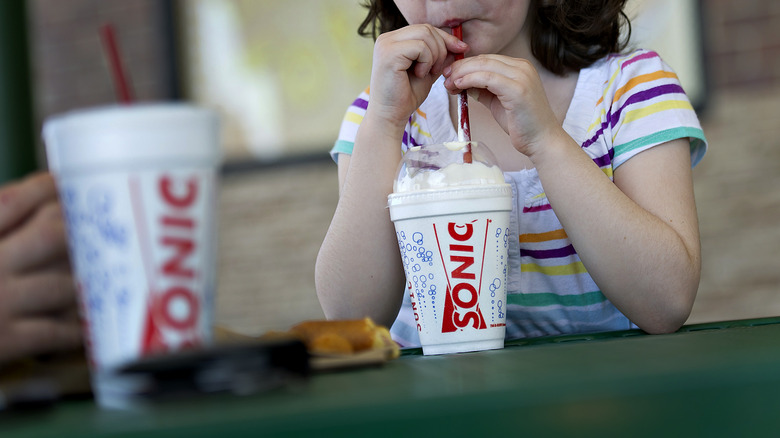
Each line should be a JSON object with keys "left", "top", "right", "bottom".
{"left": 3, "top": 0, "right": 779, "bottom": 334}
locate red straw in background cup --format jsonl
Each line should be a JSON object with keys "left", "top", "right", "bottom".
{"left": 452, "top": 24, "right": 472, "bottom": 163}
{"left": 99, "top": 23, "right": 134, "bottom": 104}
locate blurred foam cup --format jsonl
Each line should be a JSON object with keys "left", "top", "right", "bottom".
{"left": 387, "top": 142, "right": 512, "bottom": 355}
{"left": 43, "top": 104, "right": 221, "bottom": 408}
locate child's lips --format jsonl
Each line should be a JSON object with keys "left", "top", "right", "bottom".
{"left": 441, "top": 19, "right": 465, "bottom": 30}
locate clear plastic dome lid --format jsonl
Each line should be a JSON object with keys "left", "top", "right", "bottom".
{"left": 393, "top": 141, "right": 506, "bottom": 193}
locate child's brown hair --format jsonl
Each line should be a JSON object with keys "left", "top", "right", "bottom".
{"left": 357, "top": 0, "right": 631, "bottom": 75}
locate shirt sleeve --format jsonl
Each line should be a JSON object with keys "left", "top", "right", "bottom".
{"left": 329, "top": 88, "right": 370, "bottom": 163}
{"left": 607, "top": 50, "right": 707, "bottom": 169}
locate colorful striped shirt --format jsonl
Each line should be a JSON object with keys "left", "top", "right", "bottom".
{"left": 331, "top": 49, "right": 707, "bottom": 346}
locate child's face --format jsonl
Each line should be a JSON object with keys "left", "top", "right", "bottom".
{"left": 392, "top": 0, "right": 532, "bottom": 57}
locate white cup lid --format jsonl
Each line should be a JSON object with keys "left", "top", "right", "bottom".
{"left": 43, "top": 104, "right": 221, "bottom": 173}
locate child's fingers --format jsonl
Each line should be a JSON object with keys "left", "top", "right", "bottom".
{"left": 457, "top": 71, "right": 522, "bottom": 106}
{"left": 442, "top": 54, "right": 555, "bottom": 141}
{"left": 432, "top": 27, "right": 468, "bottom": 74}
{"left": 403, "top": 39, "right": 438, "bottom": 78}
{"left": 445, "top": 55, "right": 522, "bottom": 85}
{"left": 378, "top": 25, "right": 466, "bottom": 78}
{"left": 444, "top": 55, "right": 537, "bottom": 96}
{"left": 0, "top": 172, "right": 59, "bottom": 236}
{"left": 403, "top": 26, "right": 452, "bottom": 77}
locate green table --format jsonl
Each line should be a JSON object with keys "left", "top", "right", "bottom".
{"left": 5, "top": 318, "right": 780, "bottom": 437}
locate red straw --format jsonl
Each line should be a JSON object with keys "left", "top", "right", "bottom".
{"left": 452, "top": 25, "right": 472, "bottom": 163}
{"left": 99, "top": 24, "right": 134, "bottom": 104}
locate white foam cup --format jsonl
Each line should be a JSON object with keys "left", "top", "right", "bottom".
{"left": 388, "top": 142, "right": 512, "bottom": 355}
{"left": 43, "top": 104, "right": 221, "bottom": 408}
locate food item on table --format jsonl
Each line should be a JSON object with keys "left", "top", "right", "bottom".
{"left": 305, "top": 332, "right": 355, "bottom": 355}
{"left": 259, "top": 318, "right": 400, "bottom": 359}
{"left": 215, "top": 318, "right": 400, "bottom": 373}
{"left": 289, "top": 318, "right": 399, "bottom": 358}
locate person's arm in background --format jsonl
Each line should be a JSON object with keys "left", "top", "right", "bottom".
{"left": 0, "top": 172, "right": 81, "bottom": 364}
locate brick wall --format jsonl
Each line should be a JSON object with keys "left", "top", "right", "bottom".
{"left": 702, "top": 0, "right": 780, "bottom": 89}
{"left": 29, "top": 0, "right": 174, "bottom": 130}
{"left": 216, "top": 163, "right": 337, "bottom": 334}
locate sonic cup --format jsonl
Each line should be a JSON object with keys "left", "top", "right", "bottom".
{"left": 43, "top": 104, "right": 220, "bottom": 408}
{"left": 387, "top": 142, "right": 511, "bottom": 355}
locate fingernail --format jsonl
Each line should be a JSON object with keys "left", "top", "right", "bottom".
{"left": 442, "top": 66, "right": 451, "bottom": 77}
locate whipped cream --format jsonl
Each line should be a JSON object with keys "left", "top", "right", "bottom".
{"left": 394, "top": 166, "right": 505, "bottom": 196}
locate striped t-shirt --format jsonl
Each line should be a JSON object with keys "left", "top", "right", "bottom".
{"left": 331, "top": 49, "right": 707, "bottom": 346}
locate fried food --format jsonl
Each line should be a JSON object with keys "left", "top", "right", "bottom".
{"left": 287, "top": 318, "right": 400, "bottom": 358}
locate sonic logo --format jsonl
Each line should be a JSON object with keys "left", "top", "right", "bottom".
{"left": 142, "top": 175, "right": 202, "bottom": 353}
{"left": 434, "top": 220, "right": 490, "bottom": 333}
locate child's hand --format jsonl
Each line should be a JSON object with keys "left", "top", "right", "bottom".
{"left": 443, "top": 55, "right": 561, "bottom": 159}
{"left": 368, "top": 24, "right": 468, "bottom": 130}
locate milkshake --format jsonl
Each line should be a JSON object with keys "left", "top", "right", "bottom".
{"left": 387, "top": 141, "right": 511, "bottom": 355}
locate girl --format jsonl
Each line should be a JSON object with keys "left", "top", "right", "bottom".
{"left": 315, "top": 0, "right": 707, "bottom": 346}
